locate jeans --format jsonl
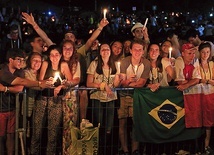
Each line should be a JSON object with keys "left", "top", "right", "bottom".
{"left": 92, "top": 99, "right": 115, "bottom": 132}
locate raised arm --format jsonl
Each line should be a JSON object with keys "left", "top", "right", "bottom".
{"left": 22, "top": 12, "right": 54, "bottom": 46}
{"left": 84, "top": 18, "right": 109, "bottom": 51}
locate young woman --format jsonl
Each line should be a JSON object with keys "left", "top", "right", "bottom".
{"left": 198, "top": 42, "right": 214, "bottom": 154}
{"left": 110, "top": 40, "right": 123, "bottom": 62}
{"left": 24, "top": 52, "right": 43, "bottom": 116}
{"left": 160, "top": 40, "right": 173, "bottom": 58}
{"left": 24, "top": 52, "right": 43, "bottom": 145}
{"left": 30, "top": 45, "right": 72, "bottom": 155}
{"left": 87, "top": 43, "right": 120, "bottom": 132}
{"left": 61, "top": 40, "right": 81, "bottom": 154}
{"left": 147, "top": 43, "right": 175, "bottom": 91}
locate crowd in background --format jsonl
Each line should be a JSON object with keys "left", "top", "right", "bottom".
{"left": 0, "top": 6, "right": 214, "bottom": 155}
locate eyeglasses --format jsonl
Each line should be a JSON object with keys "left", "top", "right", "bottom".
{"left": 14, "top": 58, "right": 25, "bottom": 63}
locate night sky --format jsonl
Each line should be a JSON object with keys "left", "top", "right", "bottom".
{"left": 40, "top": 0, "right": 212, "bottom": 12}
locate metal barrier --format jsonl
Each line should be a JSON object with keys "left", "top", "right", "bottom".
{"left": 1, "top": 87, "right": 213, "bottom": 155}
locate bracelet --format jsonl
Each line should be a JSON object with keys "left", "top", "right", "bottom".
{"left": 99, "top": 82, "right": 106, "bottom": 90}
{"left": 97, "top": 27, "right": 102, "bottom": 31}
{"left": 4, "top": 86, "right": 8, "bottom": 93}
{"left": 34, "top": 25, "right": 39, "bottom": 30}
{"left": 33, "top": 23, "right": 39, "bottom": 30}
{"left": 38, "top": 81, "right": 42, "bottom": 87}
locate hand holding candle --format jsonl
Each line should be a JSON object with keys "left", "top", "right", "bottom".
{"left": 169, "top": 47, "right": 172, "bottom": 59}
{"left": 143, "top": 18, "right": 148, "bottom": 30}
{"left": 103, "top": 9, "right": 107, "bottom": 19}
{"left": 134, "top": 65, "right": 138, "bottom": 75}
{"left": 54, "top": 72, "right": 63, "bottom": 83}
{"left": 117, "top": 61, "right": 121, "bottom": 73}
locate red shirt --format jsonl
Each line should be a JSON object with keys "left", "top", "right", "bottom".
{"left": 183, "top": 64, "right": 194, "bottom": 81}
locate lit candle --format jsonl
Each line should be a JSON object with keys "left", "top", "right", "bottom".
{"left": 54, "top": 72, "right": 63, "bottom": 83}
{"left": 103, "top": 9, "right": 107, "bottom": 19}
{"left": 117, "top": 61, "right": 121, "bottom": 73}
{"left": 169, "top": 47, "right": 172, "bottom": 59}
{"left": 143, "top": 18, "right": 148, "bottom": 30}
{"left": 134, "top": 65, "right": 138, "bottom": 75}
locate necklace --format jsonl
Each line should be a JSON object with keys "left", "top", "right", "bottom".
{"left": 200, "top": 62, "right": 211, "bottom": 79}
{"left": 102, "top": 67, "right": 111, "bottom": 84}
{"left": 151, "top": 67, "right": 160, "bottom": 83}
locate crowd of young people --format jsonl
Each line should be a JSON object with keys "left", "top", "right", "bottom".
{"left": 0, "top": 11, "right": 214, "bottom": 155}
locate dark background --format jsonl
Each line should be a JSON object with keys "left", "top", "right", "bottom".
{"left": 1, "top": 0, "right": 214, "bottom": 13}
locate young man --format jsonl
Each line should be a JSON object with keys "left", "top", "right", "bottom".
{"left": 1, "top": 24, "right": 22, "bottom": 65}
{"left": 175, "top": 43, "right": 201, "bottom": 91}
{"left": 0, "top": 48, "right": 50, "bottom": 155}
{"left": 118, "top": 40, "right": 150, "bottom": 155}
{"left": 185, "top": 28, "right": 214, "bottom": 59}
{"left": 131, "top": 22, "right": 150, "bottom": 57}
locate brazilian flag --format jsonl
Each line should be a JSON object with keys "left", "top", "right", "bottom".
{"left": 133, "top": 87, "right": 202, "bottom": 143}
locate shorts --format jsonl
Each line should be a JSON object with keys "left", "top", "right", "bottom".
{"left": 0, "top": 111, "right": 16, "bottom": 136}
{"left": 118, "top": 96, "right": 133, "bottom": 119}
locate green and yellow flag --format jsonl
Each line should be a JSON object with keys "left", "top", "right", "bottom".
{"left": 133, "top": 87, "right": 202, "bottom": 143}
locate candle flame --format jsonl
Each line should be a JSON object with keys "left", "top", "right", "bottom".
{"left": 54, "top": 72, "right": 63, "bottom": 83}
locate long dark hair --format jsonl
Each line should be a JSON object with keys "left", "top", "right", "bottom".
{"left": 110, "top": 40, "right": 123, "bottom": 61}
{"left": 199, "top": 42, "right": 212, "bottom": 63}
{"left": 96, "top": 43, "right": 117, "bottom": 75}
{"left": 148, "top": 43, "right": 163, "bottom": 73}
{"left": 61, "top": 40, "right": 78, "bottom": 75}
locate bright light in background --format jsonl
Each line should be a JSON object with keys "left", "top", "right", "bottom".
{"left": 210, "top": 13, "right": 213, "bottom": 17}
{"left": 48, "top": 11, "right": 52, "bottom": 15}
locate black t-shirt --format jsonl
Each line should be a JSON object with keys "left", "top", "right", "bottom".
{"left": 0, "top": 64, "right": 24, "bottom": 112}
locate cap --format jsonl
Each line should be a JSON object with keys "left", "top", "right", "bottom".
{"left": 181, "top": 43, "right": 195, "bottom": 52}
{"left": 131, "top": 22, "right": 144, "bottom": 33}
{"left": 64, "top": 30, "right": 77, "bottom": 37}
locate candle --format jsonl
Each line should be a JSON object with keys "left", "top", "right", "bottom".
{"left": 117, "top": 61, "right": 121, "bottom": 73}
{"left": 134, "top": 65, "right": 138, "bottom": 75}
{"left": 54, "top": 72, "right": 63, "bottom": 83}
{"left": 169, "top": 47, "right": 172, "bottom": 58}
{"left": 143, "top": 18, "right": 148, "bottom": 30}
{"left": 103, "top": 9, "right": 107, "bottom": 19}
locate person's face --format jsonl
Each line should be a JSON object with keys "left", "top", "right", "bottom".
{"left": 30, "top": 55, "right": 42, "bottom": 71}
{"left": 31, "top": 37, "right": 44, "bottom": 53}
{"left": 200, "top": 47, "right": 211, "bottom": 61}
{"left": 171, "top": 34, "right": 179, "bottom": 42}
{"left": 132, "top": 27, "right": 144, "bottom": 39}
{"left": 63, "top": 42, "right": 74, "bottom": 60}
{"left": 130, "top": 43, "right": 144, "bottom": 60}
{"left": 92, "top": 40, "right": 99, "bottom": 48}
{"left": 149, "top": 44, "right": 160, "bottom": 60}
{"left": 64, "top": 33, "right": 76, "bottom": 42}
{"left": 11, "top": 57, "right": 25, "bottom": 69}
{"left": 161, "top": 41, "right": 172, "bottom": 54}
{"left": 100, "top": 44, "right": 111, "bottom": 59}
{"left": 10, "top": 30, "right": 19, "bottom": 40}
{"left": 49, "top": 49, "right": 61, "bottom": 64}
{"left": 123, "top": 40, "right": 131, "bottom": 53}
{"left": 111, "top": 41, "right": 123, "bottom": 56}
{"left": 182, "top": 49, "right": 196, "bottom": 64}
{"left": 188, "top": 36, "right": 199, "bottom": 46}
